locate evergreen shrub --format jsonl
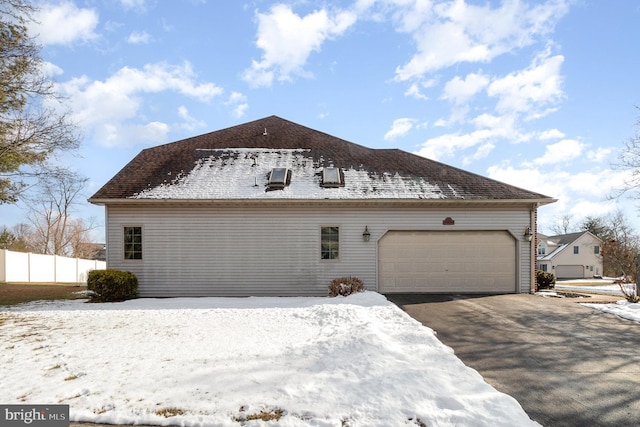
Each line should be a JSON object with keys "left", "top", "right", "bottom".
{"left": 536, "top": 270, "right": 556, "bottom": 290}
{"left": 87, "top": 269, "right": 138, "bottom": 302}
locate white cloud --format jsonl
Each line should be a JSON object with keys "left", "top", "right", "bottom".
{"left": 225, "top": 92, "right": 249, "bottom": 118}
{"left": 587, "top": 147, "right": 613, "bottom": 162}
{"left": 415, "top": 128, "right": 507, "bottom": 160}
{"left": 463, "top": 142, "right": 495, "bottom": 165}
{"left": 485, "top": 161, "right": 635, "bottom": 234}
{"left": 417, "top": 108, "right": 529, "bottom": 160}
{"left": 487, "top": 51, "right": 565, "bottom": 117}
{"left": 404, "top": 79, "right": 437, "bottom": 100}
{"left": 567, "top": 200, "right": 618, "bottom": 223}
{"left": 531, "top": 139, "right": 585, "bottom": 166}
{"left": 177, "top": 106, "right": 206, "bottom": 132}
{"left": 30, "top": 2, "right": 99, "bottom": 45}
{"left": 95, "top": 121, "right": 169, "bottom": 147}
{"left": 486, "top": 161, "right": 565, "bottom": 201}
{"left": 41, "top": 61, "right": 64, "bottom": 78}
{"left": 538, "top": 128, "right": 565, "bottom": 140}
{"left": 565, "top": 169, "right": 631, "bottom": 199}
{"left": 384, "top": 118, "right": 416, "bottom": 140}
{"left": 56, "top": 62, "right": 223, "bottom": 146}
{"left": 394, "top": 0, "right": 570, "bottom": 80}
{"left": 242, "top": 4, "right": 357, "bottom": 87}
{"left": 470, "top": 113, "right": 512, "bottom": 131}
{"left": 433, "top": 104, "right": 470, "bottom": 127}
{"left": 120, "top": 0, "right": 147, "bottom": 11}
{"left": 442, "top": 72, "right": 489, "bottom": 104}
{"left": 127, "top": 31, "right": 152, "bottom": 44}
{"left": 405, "top": 83, "right": 426, "bottom": 100}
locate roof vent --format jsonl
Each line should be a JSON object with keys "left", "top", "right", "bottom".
{"left": 267, "top": 167, "right": 291, "bottom": 191}
{"left": 321, "top": 167, "right": 344, "bottom": 188}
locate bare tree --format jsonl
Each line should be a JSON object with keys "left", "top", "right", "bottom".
{"left": 0, "top": 0, "right": 80, "bottom": 203}
{"left": 25, "top": 168, "right": 96, "bottom": 256}
{"left": 581, "top": 210, "right": 640, "bottom": 283}
{"left": 66, "top": 217, "right": 98, "bottom": 258}
{"left": 550, "top": 213, "right": 573, "bottom": 235}
{"left": 613, "top": 107, "right": 640, "bottom": 198}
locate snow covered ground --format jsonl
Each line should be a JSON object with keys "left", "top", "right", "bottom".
{"left": 581, "top": 300, "right": 640, "bottom": 323}
{"left": 552, "top": 280, "right": 640, "bottom": 323}
{"left": 555, "top": 280, "right": 625, "bottom": 296}
{"left": 0, "top": 292, "right": 539, "bottom": 427}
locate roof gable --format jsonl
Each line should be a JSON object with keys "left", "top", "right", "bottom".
{"left": 90, "top": 116, "right": 555, "bottom": 203}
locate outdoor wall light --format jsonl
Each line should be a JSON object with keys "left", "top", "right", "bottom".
{"left": 524, "top": 227, "right": 534, "bottom": 242}
{"left": 362, "top": 226, "right": 371, "bottom": 242}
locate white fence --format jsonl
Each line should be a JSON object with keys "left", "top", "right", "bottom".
{"left": 0, "top": 249, "right": 106, "bottom": 284}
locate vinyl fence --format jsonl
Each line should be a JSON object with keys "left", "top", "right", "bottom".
{"left": 0, "top": 249, "right": 106, "bottom": 284}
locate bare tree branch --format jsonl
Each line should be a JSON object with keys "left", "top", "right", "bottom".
{"left": 0, "top": 0, "right": 81, "bottom": 203}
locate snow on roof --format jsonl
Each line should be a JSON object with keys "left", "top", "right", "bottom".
{"left": 538, "top": 244, "right": 567, "bottom": 261}
{"left": 132, "top": 148, "right": 448, "bottom": 200}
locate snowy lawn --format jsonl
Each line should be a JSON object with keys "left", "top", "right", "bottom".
{"left": 0, "top": 292, "right": 539, "bottom": 427}
{"left": 555, "top": 281, "right": 625, "bottom": 295}
{"left": 552, "top": 279, "right": 640, "bottom": 323}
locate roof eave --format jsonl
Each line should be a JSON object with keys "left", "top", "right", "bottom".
{"left": 89, "top": 196, "right": 557, "bottom": 207}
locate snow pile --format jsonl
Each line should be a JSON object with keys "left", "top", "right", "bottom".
{"left": 0, "top": 293, "right": 538, "bottom": 426}
{"left": 583, "top": 300, "right": 640, "bottom": 323}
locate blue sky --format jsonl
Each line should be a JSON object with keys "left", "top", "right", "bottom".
{"left": 4, "top": 0, "right": 640, "bottom": 239}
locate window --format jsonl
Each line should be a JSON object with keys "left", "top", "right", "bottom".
{"left": 573, "top": 246, "right": 579, "bottom": 254}
{"left": 321, "top": 226, "right": 339, "bottom": 260}
{"left": 124, "top": 226, "right": 142, "bottom": 260}
{"left": 539, "top": 264, "right": 548, "bottom": 272}
{"left": 537, "top": 243, "right": 546, "bottom": 256}
{"left": 594, "top": 245, "right": 600, "bottom": 255}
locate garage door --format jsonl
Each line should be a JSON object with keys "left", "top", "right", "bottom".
{"left": 378, "top": 230, "right": 516, "bottom": 293}
{"left": 555, "top": 265, "right": 584, "bottom": 279}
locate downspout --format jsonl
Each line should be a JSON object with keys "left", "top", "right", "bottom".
{"left": 530, "top": 205, "right": 538, "bottom": 293}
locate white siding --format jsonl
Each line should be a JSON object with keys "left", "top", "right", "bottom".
{"left": 546, "top": 234, "right": 603, "bottom": 279}
{"left": 106, "top": 204, "right": 534, "bottom": 296}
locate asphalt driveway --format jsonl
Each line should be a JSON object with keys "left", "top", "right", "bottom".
{"left": 386, "top": 293, "right": 640, "bottom": 427}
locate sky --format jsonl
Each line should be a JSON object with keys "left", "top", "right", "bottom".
{"left": 0, "top": 292, "right": 541, "bottom": 426}
{"left": 3, "top": 0, "right": 640, "bottom": 240}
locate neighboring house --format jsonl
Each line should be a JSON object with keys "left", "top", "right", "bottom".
{"left": 89, "top": 116, "right": 555, "bottom": 297}
{"left": 537, "top": 231, "right": 603, "bottom": 279}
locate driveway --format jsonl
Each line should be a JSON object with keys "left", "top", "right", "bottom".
{"left": 386, "top": 293, "right": 640, "bottom": 427}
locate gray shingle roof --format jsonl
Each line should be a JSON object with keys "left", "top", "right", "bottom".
{"left": 90, "top": 116, "right": 555, "bottom": 203}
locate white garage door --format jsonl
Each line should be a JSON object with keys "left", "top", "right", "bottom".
{"left": 555, "top": 265, "right": 584, "bottom": 279}
{"left": 378, "top": 230, "right": 516, "bottom": 293}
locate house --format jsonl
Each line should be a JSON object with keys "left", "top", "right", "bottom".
{"left": 89, "top": 116, "right": 556, "bottom": 297}
{"left": 536, "top": 231, "right": 603, "bottom": 279}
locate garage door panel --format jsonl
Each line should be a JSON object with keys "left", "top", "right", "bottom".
{"left": 556, "top": 265, "right": 583, "bottom": 279}
{"left": 379, "top": 230, "right": 516, "bottom": 293}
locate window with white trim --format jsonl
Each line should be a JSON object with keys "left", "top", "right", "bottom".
{"left": 537, "top": 243, "right": 546, "bottom": 256}
{"left": 321, "top": 226, "right": 340, "bottom": 260}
